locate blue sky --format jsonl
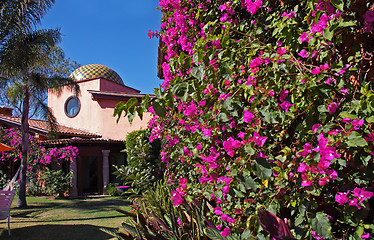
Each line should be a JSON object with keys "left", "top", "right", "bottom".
{"left": 39, "top": 0, "right": 162, "bottom": 94}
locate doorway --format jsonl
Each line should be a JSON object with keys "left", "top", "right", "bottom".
{"left": 81, "top": 156, "right": 98, "bottom": 194}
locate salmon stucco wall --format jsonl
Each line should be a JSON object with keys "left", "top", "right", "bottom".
{"left": 48, "top": 78, "right": 152, "bottom": 141}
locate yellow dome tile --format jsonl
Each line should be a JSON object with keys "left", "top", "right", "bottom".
{"left": 70, "top": 64, "right": 123, "bottom": 85}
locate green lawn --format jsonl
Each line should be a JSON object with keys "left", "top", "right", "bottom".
{"left": 0, "top": 196, "right": 130, "bottom": 240}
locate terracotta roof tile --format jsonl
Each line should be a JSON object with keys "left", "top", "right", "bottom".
{"left": 38, "top": 138, "right": 123, "bottom": 146}
{"left": 0, "top": 114, "right": 101, "bottom": 138}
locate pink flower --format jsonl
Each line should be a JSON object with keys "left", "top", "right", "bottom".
{"left": 348, "top": 198, "right": 360, "bottom": 209}
{"left": 320, "top": 63, "right": 329, "bottom": 71}
{"left": 246, "top": 76, "right": 257, "bottom": 85}
{"left": 221, "top": 228, "right": 231, "bottom": 237}
{"left": 279, "top": 90, "right": 289, "bottom": 101}
{"left": 223, "top": 137, "right": 241, "bottom": 157}
{"left": 252, "top": 132, "right": 267, "bottom": 146}
{"left": 362, "top": 232, "right": 370, "bottom": 239}
{"left": 279, "top": 101, "right": 293, "bottom": 112}
{"left": 243, "top": 110, "right": 255, "bottom": 123}
{"left": 277, "top": 48, "right": 287, "bottom": 55}
{"left": 219, "top": 3, "right": 226, "bottom": 12}
{"left": 311, "top": 67, "right": 321, "bottom": 75}
{"left": 298, "top": 49, "right": 309, "bottom": 58}
{"left": 245, "top": 0, "right": 262, "bottom": 15}
{"left": 363, "top": 10, "right": 374, "bottom": 32}
{"left": 282, "top": 11, "right": 295, "bottom": 19}
{"left": 222, "top": 185, "right": 230, "bottom": 193}
{"left": 340, "top": 87, "right": 348, "bottom": 95}
{"left": 249, "top": 57, "right": 264, "bottom": 72}
{"left": 364, "top": 132, "right": 374, "bottom": 142}
{"left": 179, "top": 178, "right": 187, "bottom": 190}
{"left": 298, "top": 143, "right": 313, "bottom": 157}
{"left": 218, "top": 176, "right": 232, "bottom": 185}
{"left": 297, "top": 163, "right": 309, "bottom": 173}
{"left": 238, "top": 132, "right": 245, "bottom": 140}
{"left": 352, "top": 187, "right": 374, "bottom": 203}
{"left": 300, "top": 32, "right": 310, "bottom": 43}
{"left": 301, "top": 179, "right": 312, "bottom": 187}
{"left": 312, "top": 231, "right": 325, "bottom": 240}
{"left": 312, "top": 124, "right": 322, "bottom": 134}
{"left": 328, "top": 102, "right": 337, "bottom": 114}
{"left": 214, "top": 206, "right": 223, "bottom": 215}
{"left": 202, "top": 128, "right": 212, "bottom": 137}
{"left": 171, "top": 190, "right": 184, "bottom": 206}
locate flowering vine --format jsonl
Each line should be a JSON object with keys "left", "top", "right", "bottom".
{"left": 116, "top": 0, "right": 374, "bottom": 238}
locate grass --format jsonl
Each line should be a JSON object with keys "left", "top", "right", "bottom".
{"left": 0, "top": 196, "right": 130, "bottom": 240}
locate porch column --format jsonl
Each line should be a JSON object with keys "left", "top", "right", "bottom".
{"left": 69, "top": 158, "right": 78, "bottom": 197}
{"left": 102, "top": 150, "right": 110, "bottom": 195}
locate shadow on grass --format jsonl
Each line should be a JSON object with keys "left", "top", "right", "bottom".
{"left": 0, "top": 224, "right": 116, "bottom": 240}
{"left": 10, "top": 197, "right": 130, "bottom": 218}
{"left": 12, "top": 214, "right": 124, "bottom": 223}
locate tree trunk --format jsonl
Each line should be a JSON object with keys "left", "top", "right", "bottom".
{"left": 17, "top": 89, "right": 30, "bottom": 208}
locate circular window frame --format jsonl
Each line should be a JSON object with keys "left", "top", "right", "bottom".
{"left": 64, "top": 96, "right": 81, "bottom": 118}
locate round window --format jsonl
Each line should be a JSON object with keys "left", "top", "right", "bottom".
{"left": 64, "top": 96, "right": 80, "bottom": 118}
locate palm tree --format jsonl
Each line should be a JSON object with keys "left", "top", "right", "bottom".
{"left": 0, "top": 29, "right": 79, "bottom": 207}
{"left": 0, "top": 0, "right": 55, "bottom": 43}
{"left": 0, "top": 0, "right": 80, "bottom": 208}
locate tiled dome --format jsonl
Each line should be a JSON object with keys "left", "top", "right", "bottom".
{"left": 70, "top": 64, "right": 123, "bottom": 85}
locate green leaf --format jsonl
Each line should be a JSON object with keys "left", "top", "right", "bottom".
{"left": 121, "top": 222, "right": 139, "bottom": 237}
{"left": 204, "top": 227, "right": 239, "bottom": 240}
{"left": 136, "top": 107, "right": 143, "bottom": 120}
{"left": 241, "top": 229, "right": 252, "bottom": 239}
{"left": 153, "top": 88, "right": 162, "bottom": 98}
{"left": 366, "top": 115, "right": 374, "bottom": 123}
{"left": 128, "top": 107, "right": 135, "bottom": 124}
{"left": 223, "top": 97, "right": 233, "bottom": 110}
{"left": 152, "top": 100, "right": 166, "bottom": 118}
{"left": 254, "top": 158, "right": 272, "bottom": 180}
{"left": 339, "top": 111, "right": 358, "bottom": 119}
{"left": 310, "top": 212, "right": 332, "bottom": 239}
{"left": 233, "top": 188, "right": 245, "bottom": 198}
{"left": 330, "top": 0, "right": 343, "bottom": 11}
{"left": 347, "top": 131, "right": 368, "bottom": 147}
{"left": 125, "top": 98, "right": 138, "bottom": 110}
{"left": 338, "top": 21, "right": 356, "bottom": 28}
{"left": 191, "top": 66, "right": 204, "bottom": 81}
{"left": 295, "top": 215, "right": 304, "bottom": 226}
{"left": 317, "top": 105, "right": 328, "bottom": 113}
{"left": 140, "top": 94, "right": 150, "bottom": 111}
{"left": 100, "top": 228, "right": 126, "bottom": 240}
{"left": 172, "top": 82, "right": 189, "bottom": 101}
{"left": 323, "top": 27, "right": 334, "bottom": 41}
{"left": 243, "top": 175, "right": 259, "bottom": 190}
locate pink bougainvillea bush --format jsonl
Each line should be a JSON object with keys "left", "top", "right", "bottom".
{"left": 0, "top": 127, "right": 78, "bottom": 195}
{"left": 115, "top": 0, "right": 374, "bottom": 239}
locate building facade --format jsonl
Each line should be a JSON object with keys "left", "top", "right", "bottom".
{"left": 0, "top": 64, "right": 153, "bottom": 196}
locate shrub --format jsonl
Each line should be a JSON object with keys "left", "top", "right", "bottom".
{"left": 40, "top": 169, "right": 72, "bottom": 197}
{"left": 106, "top": 183, "right": 119, "bottom": 196}
{"left": 115, "top": 130, "right": 162, "bottom": 197}
{"left": 101, "top": 180, "right": 218, "bottom": 240}
{"left": 125, "top": 130, "right": 145, "bottom": 163}
{"left": 0, "top": 170, "right": 8, "bottom": 189}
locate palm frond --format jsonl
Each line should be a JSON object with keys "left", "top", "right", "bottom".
{"left": 0, "top": 28, "right": 61, "bottom": 76}
{"left": 0, "top": 0, "right": 55, "bottom": 41}
{"left": 47, "top": 75, "right": 80, "bottom": 97}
